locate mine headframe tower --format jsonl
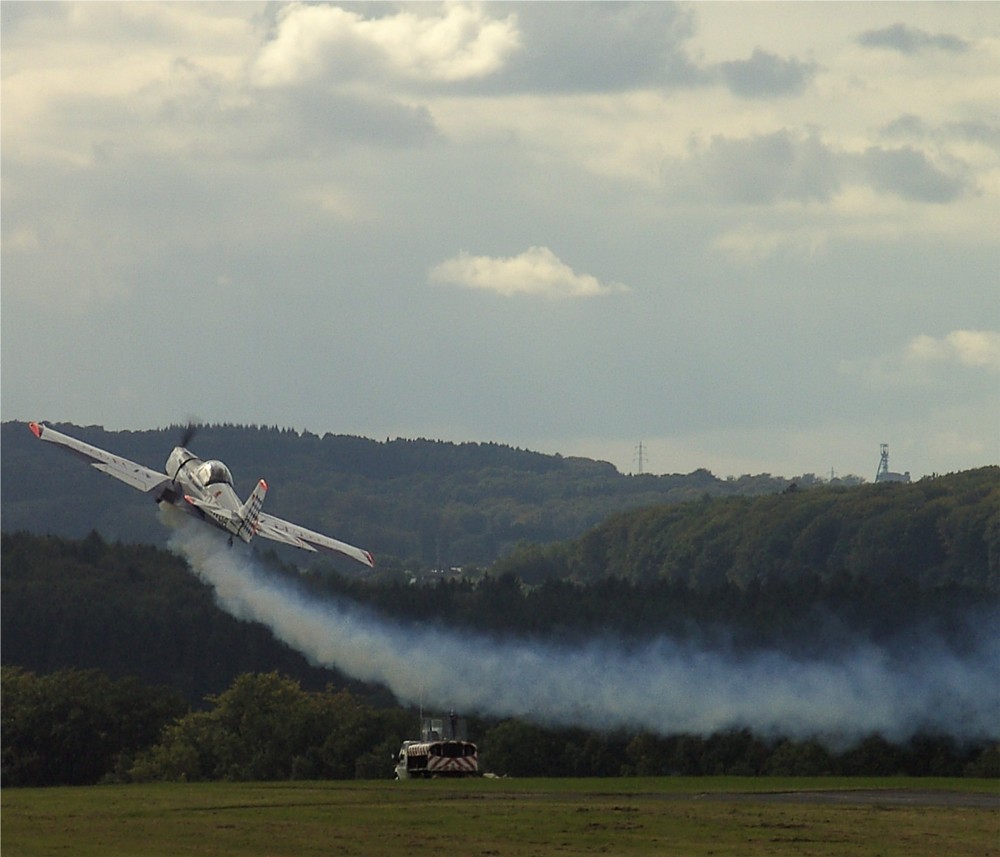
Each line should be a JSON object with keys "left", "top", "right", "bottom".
{"left": 875, "top": 443, "right": 911, "bottom": 484}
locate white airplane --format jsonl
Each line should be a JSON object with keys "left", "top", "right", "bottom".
{"left": 28, "top": 421, "right": 374, "bottom": 568}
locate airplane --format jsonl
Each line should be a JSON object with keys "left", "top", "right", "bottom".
{"left": 27, "top": 421, "right": 374, "bottom": 568}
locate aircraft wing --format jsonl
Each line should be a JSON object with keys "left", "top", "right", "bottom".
{"left": 255, "top": 511, "right": 375, "bottom": 568}
{"left": 29, "top": 422, "right": 172, "bottom": 496}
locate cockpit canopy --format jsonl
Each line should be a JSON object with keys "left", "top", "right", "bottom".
{"left": 195, "top": 460, "right": 234, "bottom": 487}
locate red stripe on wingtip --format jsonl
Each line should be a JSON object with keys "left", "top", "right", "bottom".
{"left": 29, "top": 421, "right": 42, "bottom": 438}
{"left": 366, "top": 551, "right": 375, "bottom": 567}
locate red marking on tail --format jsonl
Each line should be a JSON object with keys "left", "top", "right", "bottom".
{"left": 29, "top": 422, "right": 43, "bottom": 438}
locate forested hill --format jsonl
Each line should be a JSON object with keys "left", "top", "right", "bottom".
{"left": 494, "top": 466, "right": 1000, "bottom": 590}
{"left": 4, "top": 466, "right": 996, "bottom": 701}
{"left": 1, "top": 420, "right": 855, "bottom": 568}
{"left": 3, "top": 468, "right": 997, "bottom": 783}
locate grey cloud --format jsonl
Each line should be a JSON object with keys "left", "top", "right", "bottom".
{"left": 159, "top": 54, "right": 440, "bottom": 154}
{"left": 882, "top": 114, "right": 1000, "bottom": 151}
{"left": 949, "top": 120, "right": 1000, "bottom": 150}
{"left": 882, "top": 113, "right": 929, "bottom": 139}
{"left": 61, "top": 63, "right": 436, "bottom": 164}
{"left": 696, "top": 130, "right": 838, "bottom": 205}
{"left": 857, "top": 23, "right": 970, "bottom": 54}
{"left": 278, "top": 85, "right": 439, "bottom": 151}
{"left": 694, "top": 131, "right": 968, "bottom": 207}
{"left": 717, "top": 48, "right": 817, "bottom": 99}
{"left": 0, "top": 1, "right": 66, "bottom": 33}
{"left": 860, "top": 146, "right": 966, "bottom": 203}
{"left": 461, "top": 1, "right": 706, "bottom": 93}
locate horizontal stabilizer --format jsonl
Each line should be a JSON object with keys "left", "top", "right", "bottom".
{"left": 183, "top": 494, "right": 236, "bottom": 518}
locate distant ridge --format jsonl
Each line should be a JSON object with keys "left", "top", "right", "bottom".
{"left": 4, "top": 420, "right": 859, "bottom": 569}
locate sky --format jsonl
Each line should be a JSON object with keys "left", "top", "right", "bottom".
{"left": 2, "top": 1, "right": 998, "bottom": 480}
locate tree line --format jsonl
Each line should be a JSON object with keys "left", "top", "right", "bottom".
{"left": 5, "top": 667, "right": 997, "bottom": 787}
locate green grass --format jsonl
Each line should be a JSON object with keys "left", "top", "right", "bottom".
{"left": 3, "top": 778, "right": 998, "bottom": 857}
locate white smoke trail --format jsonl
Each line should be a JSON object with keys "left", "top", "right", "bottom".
{"left": 165, "top": 510, "right": 1000, "bottom": 745}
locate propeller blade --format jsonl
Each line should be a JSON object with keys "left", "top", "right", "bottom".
{"left": 180, "top": 419, "right": 200, "bottom": 448}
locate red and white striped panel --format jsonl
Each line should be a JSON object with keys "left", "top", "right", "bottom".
{"left": 427, "top": 755, "right": 478, "bottom": 775}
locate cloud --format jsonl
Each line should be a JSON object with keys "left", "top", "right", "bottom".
{"left": 691, "top": 132, "right": 969, "bottom": 208}
{"left": 906, "top": 330, "right": 1000, "bottom": 373}
{"left": 252, "top": 2, "right": 521, "bottom": 87}
{"left": 882, "top": 113, "right": 929, "bottom": 140}
{"left": 252, "top": 3, "right": 704, "bottom": 96}
{"left": 428, "top": 247, "right": 628, "bottom": 299}
{"left": 694, "top": 130, "right": 838, "bottom": 205}
{"left": 276, "top": 85, "right": 439, "bottom": 149}
{"left": 842, "top": 330, "right": 1000, "bottom": 389}
{"left": 480, "top": 2, "right": 702, "bottom": 93}
{"left": 858, "top": 146, "right": 966, "bottom": 203}
{"left": 882, "top": 114, "right": 1000, "bottom": 153}
{"left": 717, "top": 48, "right": 817, "bottom": 98}
{"left": 857, "top": 23, "right": 970, "bottom": 55}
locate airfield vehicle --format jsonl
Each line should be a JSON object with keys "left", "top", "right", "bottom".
{"left": 394, "top": 715, "right": 478, "bottom": 779}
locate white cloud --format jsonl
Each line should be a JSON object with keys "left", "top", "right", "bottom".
{"left": 1, "top": 227, "right": 40, "bottom": 252}
{"left": 296, "top": 184, "right": 376, "bottom": 222}
{"left": 712, "top": 223, "right": 830, "bottom": 264}
{"left": 906, "top": 330, "right": 1000, "bottom": 373}
{"left": 842, "top": 330, "right": 1000, "bottom": 388}
{"left": 428, "top": 247, "right": 629, "bottom": 299}
{"left": 252, "top": 2, "right": 521, "bottom": 87}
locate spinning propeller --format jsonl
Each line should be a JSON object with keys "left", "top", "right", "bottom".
{"left": 179, "top": 419, "right": 201, "bottom": 448}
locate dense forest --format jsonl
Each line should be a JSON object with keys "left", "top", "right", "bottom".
{"left": 3, "top": 422, "right": 997, "bottom": 784}
{"left": 0, "top": 531, "right": 371, "bottom": 704}
{"left": 2, "top": 420, "right": 859, "bottom": 570}
{"left": 494, "top": 465, "right": 1000, "bottom": 588}
{"left": 5, "top": 464, "right": 996, "bottom": 693}
{"left": 3, "top": 462, "right": 998, "bottom": 784}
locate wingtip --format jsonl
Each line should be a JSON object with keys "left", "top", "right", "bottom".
{"left": 28, "top": 421, "right": 43, "bottom": 439}
{"left": 365, "top": 551, "right": 375, "bottom": 568}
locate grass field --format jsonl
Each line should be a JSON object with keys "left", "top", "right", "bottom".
{"left": 3, "top": 778, "right": 998, "bottom": 856}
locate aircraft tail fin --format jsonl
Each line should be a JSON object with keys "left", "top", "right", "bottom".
{"left": 234, "top": 479, "right": 268, "bottom": 543}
